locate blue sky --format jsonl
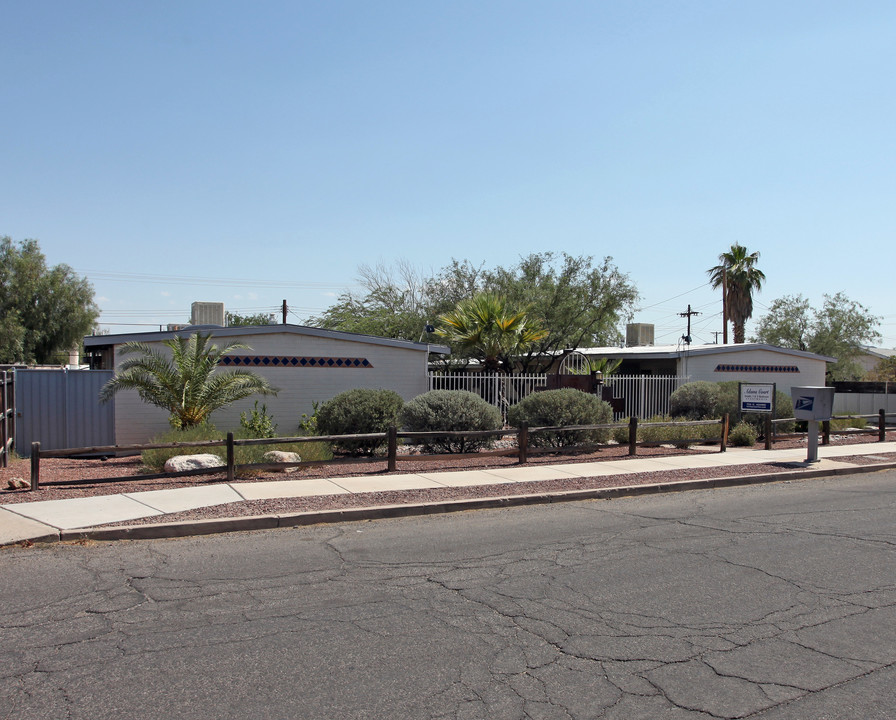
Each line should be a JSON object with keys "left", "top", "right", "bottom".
{"left": 2, "top": 1, "right": 894, "bottom": 347}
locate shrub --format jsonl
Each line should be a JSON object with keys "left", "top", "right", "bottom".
{"left": 728, "top": 420, "right": 758, "bottom": 447}
{"left": 240, "top": 401, "right": 277, "bottom": 438}
{"left": 715, "top": 382, "right": 794, "bottom": 433}
{"left": 141, "top": 424, "right": 330, "bottom": 474}
{"left": 507, "top": 389, "right": 612, "bottom": 447}
{"left": 612, "top": 419, "right": 632, "bottom": 445}
{"left": 316, "top": 388, "right": 405, "bottom": 455}
{"left": 669, "top": 381, "right": 720, "bottom": 420}
{"left": 141, "top": 424, "right": 224, "bottom": 472}
{"left": 637, "top": 415, "right": 722, "bottom": 448}
{"left": 400, "top": 390, "right": 502, "bottom": 453}
{"left": 830, "top": 415, "right": 867, "bottom": 431}
{"left": 299, "top": 401, "right": 321, "bottom": 435}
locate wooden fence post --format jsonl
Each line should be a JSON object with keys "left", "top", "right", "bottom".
{"left": 226, "top": 432, "right": 235, "bottom": 483}
{"left": 30, "top": 442, "right": 40, "bottom": 491}
{"left": 628, "top": 416, "right": 638, "bottom": 456}
{"left": 880, "top": 409, "right": 887, "bottom": 442}
{"left": 720, "top": 414, "right": 729, "bottom": 452}
{"left": 518, "top": 423, "right": 528, "bottom": 464}
{"left": 822, "top": 420, "right": 830, "bottom": 446}
{"left": 387, "top": 426, "right": 397, "bottom": 472}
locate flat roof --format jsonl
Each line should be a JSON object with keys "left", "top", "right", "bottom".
{"left": 572, "top": 343, "right": 835, "bottom": 363}
{"left": 84, "top": 324, "right": 450, "bottom": 355}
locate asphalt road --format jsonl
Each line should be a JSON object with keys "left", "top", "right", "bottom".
{"left": 2, "top": 471, "right": 895, "bottom": 719}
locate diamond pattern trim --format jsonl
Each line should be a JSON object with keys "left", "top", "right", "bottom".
{"left": 221, "top": 356, "right": 373, "bottom": 368}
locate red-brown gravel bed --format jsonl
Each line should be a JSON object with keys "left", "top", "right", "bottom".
{"left": 92, "top": 461, "right": 833, "bottom": 528}
{"left": 2, "top": 432, "right": 893, "bottom": 525}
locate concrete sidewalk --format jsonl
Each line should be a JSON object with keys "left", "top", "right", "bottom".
{"left": 3, "top": 441, "right": 895, "bottom": 547}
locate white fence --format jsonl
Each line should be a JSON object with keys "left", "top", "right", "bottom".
{"left": 427, "top": 372, "right": 689, "bottom": 420}
{"left": 833, "top": 393, "right": 896, "bottom": 419}
{"left": 604, "top": 375, "right": 689, "bottom": 420}
{"left": 428, "top": 373, "right": 548, "bottom": 420}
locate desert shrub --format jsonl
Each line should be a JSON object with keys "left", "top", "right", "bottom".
{"left": 612, "top": 419, "right": 633, "bottom": 445}
{"left": 240, "top": 401, "right": 277, "bottom": 438}
{"left": 141, "top": 424, "right": 330, "bottom": 473}
{"left": 400, "top": 390, "right": 502, "bottom": 453}
{"left": 141, "top": 424, "right": 224, "bottom": 472}
{"left": 507, "top": 389, "right": 612, "bottom": 447}
{"left": 728, "top": 420, "right": 758, "bottom": 447}
{"left": 715, "top": 382, "right": 794, "bottom": 433}
{"left": 637, "top": 415, "right": 722, "bottom": 448}
{"left": 669, "top": 381, "right": 720, "bottom": 420}
{"left": 830, "top": 415, "right": 867, "bottom": 431}
{"left": 316, "top": 388, "right": 405, "bottom": 455}
{"left": 299, "top": 401, "right": 321, "bottom": 435}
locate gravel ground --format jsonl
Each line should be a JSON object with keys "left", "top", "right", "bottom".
{"left": 2, "top": 431, "right": 893, "bottom": 529}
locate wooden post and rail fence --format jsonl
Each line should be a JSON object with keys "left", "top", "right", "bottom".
{"left": 25, "top": 410, "right": 892, "bottom": 492}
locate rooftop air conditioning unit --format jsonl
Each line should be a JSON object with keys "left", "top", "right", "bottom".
{"left": 190, "top": 302, "right": 225, "bottom": 326}
{"left": 626, "top": 323, "right": 655, "bottom": 347}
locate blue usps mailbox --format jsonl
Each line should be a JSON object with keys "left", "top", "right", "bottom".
{"left": 791, "top": 386, "right": 835, "bottom": 462}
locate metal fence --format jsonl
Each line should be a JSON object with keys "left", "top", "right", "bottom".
{"left": 428, "top": 372, "right": 689, "bottom": 420}
{"left": 428, "top": 372, "right": 548, "bottom": 421}
{"left": 15, "top": 369, "right": 115, "bottom": 454}
{"left": 1, "top": 371, "right": 14, "bottom": 468}
{"left": 604, "top": 374, "right": 689, "bottom": 419}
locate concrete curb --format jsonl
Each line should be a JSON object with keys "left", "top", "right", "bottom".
{"left": 42, "top": 460, "right": 896, "bottom": 546}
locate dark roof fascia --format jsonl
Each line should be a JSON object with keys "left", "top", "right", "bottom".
{"left": 581, "top": 343, "right": 836, "bottom": 363}
{"left": 83, "top": 324, "right": 449, "bottom": 354}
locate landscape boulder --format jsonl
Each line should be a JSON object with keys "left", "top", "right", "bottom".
{"left": 6, "top": 477, "right": 30, "bottom": 490}
{"left": 263, "top": 450, "right": 302, "bottom": 473}
{"left": 164, "top": 454, "right": 225, "bottom": 473}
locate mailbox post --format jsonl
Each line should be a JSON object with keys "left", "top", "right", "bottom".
{"left": 791, "top": 386, "right": 835, "bottom": 462}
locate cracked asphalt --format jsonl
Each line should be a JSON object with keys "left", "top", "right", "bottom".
{"left": 2, "top": 470, "right": 894, "bottom": 719}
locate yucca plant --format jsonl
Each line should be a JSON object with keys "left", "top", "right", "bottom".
{"left": 99, "top": 331, "right": 278, "bottom": 429}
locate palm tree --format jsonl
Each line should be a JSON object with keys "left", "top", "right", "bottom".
{"left": 707, "top": 243, "right": 765, "bottom": 344}
{"left": 436, "top": 293, "right": 547, "bottom": 373}
{"left": 99, "top": 332, "right": 278, "bottom": 429}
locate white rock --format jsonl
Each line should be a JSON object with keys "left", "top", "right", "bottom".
{"left": 263, "top": 451, "right": 302, "bottom": 473}
{"left": 164, "top": 454, "right": 225, "bottom": 473}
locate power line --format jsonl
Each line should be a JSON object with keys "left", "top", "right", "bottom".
{"left": 77, "top": 269, "right": 349, "bottom": 291}
{"left": 635, "top": 282, "right": 712, "bottom": 313}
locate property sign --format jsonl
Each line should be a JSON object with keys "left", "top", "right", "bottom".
{"left": 740, "top": 383, "right": 774, "bottom": 413}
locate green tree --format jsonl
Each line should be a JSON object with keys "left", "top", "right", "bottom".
{"left": 308, "top": 260, "right": 439, "bottom": 340}
{"left": 436, "top": 293, "right": 547, "bottom": 373}
{"left": 487, "top": 253, "right": 638, "bottom": 372}
{"left": 751, "top": 293, "right": 881, "bottom": 381}
{"left": 868, "top": 355, "right": 896, "bottom": 381}
{"left": 226, "top": 311, "right": 278, "bottom": 326}
{"left": 0, "top": 236, "right": 99, "bottom": 364}
{"left": 307, "top": 253, "right": 638, "bottom": 372}
{"left": 99, "top": 332, "right": 278, "bottom": 428}
{"left": 707, "top": 243, "right": 766, "bottom": 344}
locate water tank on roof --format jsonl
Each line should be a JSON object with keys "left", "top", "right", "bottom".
{"left": 191, "top": 302, "right": 225, "bottom": 326}
{"left": 626, "top": 323, "right": 654, "bottom": 347}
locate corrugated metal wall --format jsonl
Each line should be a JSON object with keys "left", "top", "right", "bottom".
{"left": 15, "top": 369, "right": 114, "bottom": 454}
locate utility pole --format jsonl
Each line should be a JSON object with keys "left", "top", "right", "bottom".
{"left": 711, "top": 331, "right": 722, "bottom": 344}
{"left": 282, "top": 299, "right": 288, "bottom": 325}
{"left": 679, "top": 304, "right": 700, "bottom": 344}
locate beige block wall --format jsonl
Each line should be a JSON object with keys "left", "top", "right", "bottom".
{"left": 113, "top": 332, "right": 431, "bottom": 445}
{"left": 679, "top": 349, "right": 828, "bottom": 394}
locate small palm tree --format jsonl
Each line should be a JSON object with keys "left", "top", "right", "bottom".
{"left": 707, "top": 243, "right": 765, "bottom": 344}
{"left": 99, "top": 332, "right": 278, "bottom": 429}
{"left": 436, "top": 293, "right": 547, "bottom": 373}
